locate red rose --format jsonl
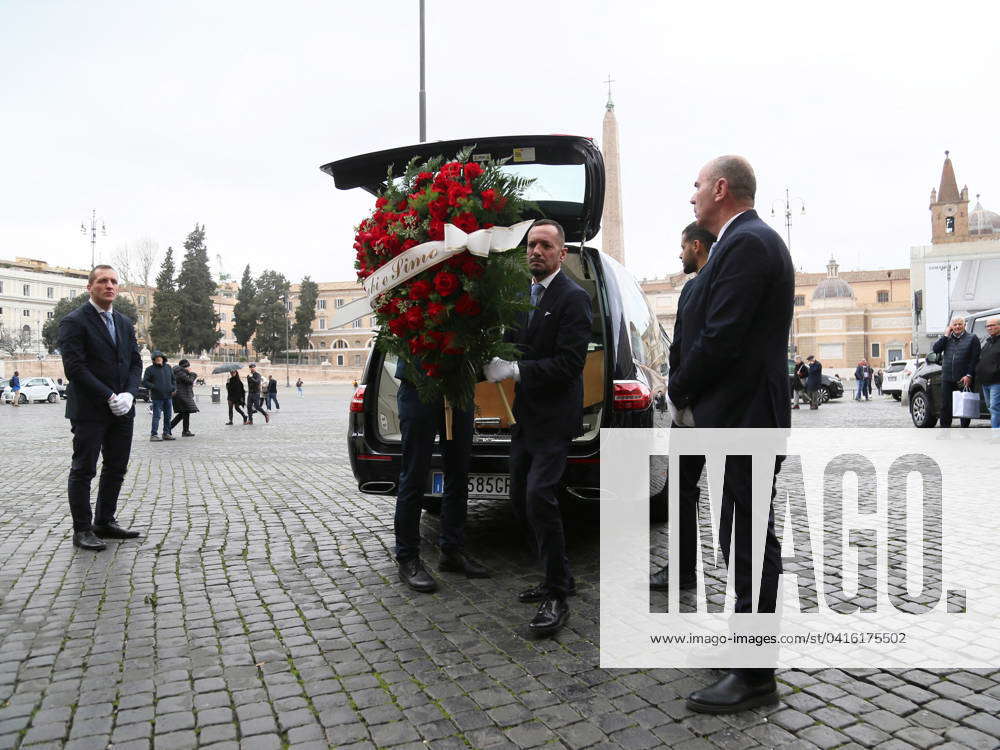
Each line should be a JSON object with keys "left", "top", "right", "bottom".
{"left": 428, "top": 219, "right": 445, "bottom": 241}
{"left": 463, "top": 161, "right": 483, "bottom": 181}
{"left": 461, "top": 258, "right": 484, "bottom": 279}
{"left": 496, "top": 196, "right": 508, "bottom": 210}
{"left": 426, "top": 301, "right": 446, "bottom": 320}
{"left": 409, "top": 280, "right": 432, "bottom": 300}
{"left": 433, "top": 271, "right": 461, "bottom": 297}
{"left": 388, "top": 316, "right": 408, "bottom": 336}
{"left": 440, "top": 161, "right": 463, "bottom": 179}
{"left": 446, "top": 183, "right": 472, "bottom": 206}
{"left": 416, "top": 171, "right": 434, "bottom": 185}
{"left": 401, "top": 239, "right": 418, "bottom": 252}
{"left": 378, "top": 298, "right": 400, "bottom": 316}
{"left": 375, "top": 197, "right": 389, "bottom": 209}
{"left": 455, "top": 293, "right": 481, "bottom": 316}
{"left": 448, "top": 250, "right": 470, "bottom": 269}
{"left": 428, "top": 196, "right": 449, "bottom": 220}
{"left": 480, "top": 188, "right": 496, "bottom": 210}
{"left": 405, "top": 306, "right": 425, "bottom": 329}
{"left": 451, "top": 212, "right": 479, "bottom": 234}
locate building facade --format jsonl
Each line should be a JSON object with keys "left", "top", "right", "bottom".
{"left": 286, "top": 280, "right": 375, "bottom": 371}
{"left": 910, "top": 151, "right": 1000, "bottom": 351}
{"left": 0, "top": 257, "right": 89, "bottom": 356}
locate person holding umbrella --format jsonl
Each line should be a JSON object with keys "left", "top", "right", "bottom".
{"left": 226, "top": 369, "right": 247, "bottom": 424}
{"left": 169, "top": 358, "right": 199, "bottom": 436}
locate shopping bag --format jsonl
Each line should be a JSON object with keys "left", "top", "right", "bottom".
{"left": 952, "top": 388, "right": 980, "bottom": 419}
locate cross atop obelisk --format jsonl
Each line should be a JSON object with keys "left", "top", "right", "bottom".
{"left": 600, "top": 76, "right": 625, "bottom": 265}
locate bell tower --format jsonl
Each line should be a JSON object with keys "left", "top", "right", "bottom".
{"left": 930, "top": 150, "right": 970, "bottom": 243}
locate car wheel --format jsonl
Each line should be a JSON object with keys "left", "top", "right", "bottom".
{"left": 892, "top": 392, "right": 901, "bottom": 401}
{"left": 909, "top": 390, "right": 935, "bottom": 428}
{"left": 818, "top": 386, "right": 830, "bottom": 404}
{"left": 18, "top": 394, "right": 27, "bottom": 404}
{"left": 47, "top": 392, "right": 58, "bottom": 403}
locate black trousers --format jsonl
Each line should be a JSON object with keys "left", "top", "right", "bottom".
{"left": 939, "top": 380, "right": 972, "bottom": 427}
{"left": 247, "top": 393, "right": 268, "bottom": 420}
{"left": 68, "top": 418, "right": 134, "bottom": 532}
{"left": 676, "top": 453, "right": 705, "bottom": 579}
{"left": 228, "top": 400, "right": 247, "bottom": 422}
{"left": 170, "top": 413, "right": 191, "bottom": 432}
{"left": 720, "top": 455, "right": 784, "bottom": 681}
{"left": 510, "top": 437, "right": 572, "bottom": 599}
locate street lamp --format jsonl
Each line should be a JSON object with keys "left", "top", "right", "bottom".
{"left": 279, "top": 294, "right": 290, "bottom": 387}
{"left": 770, "top": 187, "right": 806, "bottom": 253}
{"left": 80, "top": 209, "right": 107, "bottom": 268}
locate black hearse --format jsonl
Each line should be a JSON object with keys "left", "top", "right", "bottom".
{"left": 322, "top": 135, "right": 670, "bottom": 518}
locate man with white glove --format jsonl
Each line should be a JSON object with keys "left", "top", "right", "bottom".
{"left": 58, "top": 264, "right": 143, "bottom": 551}
{"left": 493, "top": 219, "right": 592, "bottom": 638}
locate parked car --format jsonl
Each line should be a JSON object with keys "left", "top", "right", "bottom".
{"left": 1, "top": 376, "right": 60, "bottom": 404}
{"left": 137, "top": 385, "right": 150, "bottom": 402}
{"left": 0, "top": 378, "right": 7, "bottom": 400}
{"left": 882, "top": 358, "right": 923, "bottom": 400}
{"left": 908, "top": 307, "right": 998, "bottom": 427}
{"left": 323, "top": 134, "right": 673, "bottom": 520}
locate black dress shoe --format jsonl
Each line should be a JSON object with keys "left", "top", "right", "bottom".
{"left": 686, "top": 672, "right": 778, "bottom": 714}
{"left": 73, "top": 530, "right": 107, "bottom": 551}
{"left": 439, "top": 550, "right": 491, "bottom": 578}
{"left": 225, "top": 421, "right": 233, "bottom": 425}
{"left": 518, "top": 579, "right": 576, "bottom": 603}
{"left": 92, "top": 522, "right": 141, "bottom": 540}
{"left": 528, "top": 597, "right": 569, "bottom": 637}
{"left": 182, "top": 431, "right": 195, "bottom": 437}
{"left": 398, "top": 558, "right": 438, "bottom": 593}
{"left": 649, "top": 566, "right": 696, "bottom": 591}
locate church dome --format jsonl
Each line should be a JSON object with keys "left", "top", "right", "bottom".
{"left": 812, "top": 257, "right": 855, "bottom": 301}
{"left": 970, "top": 199, "right": 999, "bottom": 235}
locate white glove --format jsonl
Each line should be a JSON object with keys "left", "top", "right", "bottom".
{"left": 485, "top": 357, "right": 519, "bottom": 383}
{"left": 107, "top": 393, "right": 130, "bottom": 416}
{"left": 667, "top": 396, "right": 696, "bottom": 428}
{"left": 118, "top": 392, "right": 134, "bottom": 413}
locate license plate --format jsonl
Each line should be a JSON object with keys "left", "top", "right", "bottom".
{"left": 431, "top": 472, "right": 510, "bottom": 498}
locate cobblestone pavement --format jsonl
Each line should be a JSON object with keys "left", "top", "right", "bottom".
{"left": 1, "top": 386, "right": 997, "bottom": 750}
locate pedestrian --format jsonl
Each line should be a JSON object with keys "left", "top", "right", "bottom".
{"left": 853, "top": 360, "right": 870, "bottom": 400}
{"left": 169, "top": 359, "right": 199, "bottom": 436}
{"left": 650, "top": 221, "right": 715, "bottom": 592}
{"left": 57, "top": 264, "right": 142, "bottom": 551}
{"left": 863, "top": 360, "right": 873, "bottom": 399}
{"left": 874, "top": 368, "right": 884, "bottom": 396}
{"left": 245, "top": 363, "right": 270, "bottom": 424}
{"left": 791, "top": 354, "right": 809, "bottom": 410}
{"left": 226, "top": 369, "right": 247, "bottom": 424}
{"left": 805, "top": 355, "right": 823, "bottom": 409}
{"left": 932, "top": 316, "right": 981, "bottom": 428}
{"left": 296, "top": 378, "right": 304, "bottom": 397}
{"left": 486, "top": 218, "right": 592, "bottom": 638}
{"left": 9, "top": 370, "right": 21, "bottom": 406}
{"left": 140, "top": 350, "right": 176, "bottom": 441}
{"left": 974, "top": 316, "right": 1000, "bottom": 430}
{"left": 666, "top": 155, "right": 793, "bottom": 713}
{"left": 266, "top": 374, "right": 280, "bottom": 410}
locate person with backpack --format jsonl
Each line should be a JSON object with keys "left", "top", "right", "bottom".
{"left": 9, "top": 371, "right": 21, "bottom": 406}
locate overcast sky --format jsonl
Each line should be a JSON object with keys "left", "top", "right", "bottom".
{"left": 2, "top": 1, "right": 998, "bottom": 285}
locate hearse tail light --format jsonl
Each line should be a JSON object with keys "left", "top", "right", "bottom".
{"left": 612, "top": 380, "right": 651, "bottom": 410}
{"left": 350, "top": 385, "right": 366, "bottom": 412}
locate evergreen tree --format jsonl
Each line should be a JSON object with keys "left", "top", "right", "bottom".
{"left": 175, "top": 224, "right": 221, "bottom": 354}
{"left": 253, "top": 269, "right": 290, "bottom": 360}
{"left": 149, "top": 247, "right": 181, "bottom": 353}
{"left": 43, "top": 293, "right": 138, "bottom": 353}
{"left": 232, "top": 264, "right": 259, "bottom": 356}
{"left": 292, "top": 276, "right": 319, "bottom": 361}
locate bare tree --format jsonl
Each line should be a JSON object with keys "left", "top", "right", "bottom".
{"left": 133, "top": 236, "right": 160, "bottom": 288}
{"left": 0, "top": 325, "right": 18, "bottom": 358}
{"left": 111, "top": 242, "right": 135, "bottom": 285}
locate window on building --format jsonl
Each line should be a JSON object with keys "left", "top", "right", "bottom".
{"left": 0, "top": 281, "right": 4, "bottom": 293}
{"left": 20, "top": 325, "right": 31, "bottom": 341}
{"left": 352, "top": 319, "right": 362, "bottom": 328}
{"left": 887, "top": 348, "right": 904, "bottom": 363}
{"left": 336, "top": 354, "right": 344, "bottom": 366}
{"left": 793, "top": 295, "right": 805, "bottom": 306}
{"left": 335, "top": 298, "right": 344, "bottom": 308}
{"left": 317, "top": 299, "right": 327, "bottom": 309}
{"left": 47, "top": 287, "right": 54, "bottom": 299}
{"left": 945, "top": 216, "right": 955, "bottom": 234}
{"left": 22, "top": 309, "right": 31, "bottom": 317}
{"left": 23, "top": 284, "right": 30, "bottom": 296}
{"left": 138, "top": 313, "right": 145, "bottom": 323}
{"left": 333, "top": 339, "right": 349, "bottom": 349}
{"left": 818, "top": 342, "right": 844, "bottom": 361}
{"left": 47, "top": 311, "right": 54, "bottom": 319}
{"left": 353, "top": 354, "right": 362, "bottom": 367}
{"left": 318, "top": 318, "right": 326, "bottom": 330}
{"left": 871, "top": 342, "right": 881, "bottom": 359}
{"left": 876, "top": 290, "right": 890, "bottom": 304}
{"left": 138, "top": 294, "right": 147, "bottom": 305}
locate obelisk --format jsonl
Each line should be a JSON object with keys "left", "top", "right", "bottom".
{"left": 600, "top": 76, "right": 625, "bottom": 265}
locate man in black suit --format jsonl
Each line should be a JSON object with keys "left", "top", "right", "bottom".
{"left": 667, "top": 156, "right": 794, "bottom": 713}
{"left": 650, "top": 222, "right": 715, "bottom": 592}
{"left": 58, "top": 265, "right": 143, "bottom": 551}
{"left": 486, "top": 219, "right": 592, "bottom": 636}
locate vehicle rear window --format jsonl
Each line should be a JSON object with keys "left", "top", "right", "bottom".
{"left": 887, "top": 362, "right": 906, "bottom": 372}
